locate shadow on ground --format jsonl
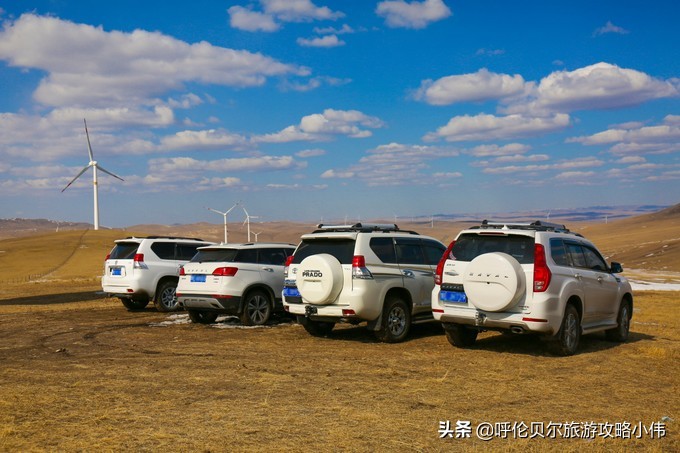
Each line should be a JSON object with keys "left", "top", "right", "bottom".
{"left": 0, "top": 291, "right": 107, "bottom": 306}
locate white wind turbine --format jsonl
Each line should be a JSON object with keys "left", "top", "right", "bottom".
{"left": 207, "top": 201, "right": 240, "bottom": 243}
{"left": 242, "top": 206, "right": 260, "bottom": 242}
{"left": 61, "top": 119, "right": 124, "bottom": 231}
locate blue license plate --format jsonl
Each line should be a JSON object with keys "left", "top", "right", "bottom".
{"left": 191, "top": 274, "right": 207, "bottom": 283}
{"left": 283, "top": 286, "right": 300, "bottom": 297}
{"left": 111, "top": 268, "right": 121, "bottom": 276}
{"left": 440, "top": 290, "right": 467, "bottom": 303}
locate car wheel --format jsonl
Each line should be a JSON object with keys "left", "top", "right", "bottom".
{"left": 297, "top": 316, "right": 335, "bottom": 337}
{"left": 443, "top": 323, "right": 478, "bottom": 347}
{"left": 120, "top": 298, "right": 149, "bottom": 311}
{"left": 240, "top": 290, "right": 272, "bottom": 326}
{"left": 188, "top": 310, "right": 218, "bottom": 324}
{"left": 153, "top": 280, "right": 179, "bottom": 312}
{"left": 549, "top": 304, "right": 581, "bottom": 356}
{"left": 605, "top": 299, "right": 631, "bottom": 342}
{"left": 375, "top": 296, "right": 411, "bottom": 343}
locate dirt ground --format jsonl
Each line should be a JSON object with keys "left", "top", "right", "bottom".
{"left": 0, "top": 280, "right": 678, "bottom": 452}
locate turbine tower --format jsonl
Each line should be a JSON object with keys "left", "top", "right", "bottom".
{"left": 61, "top": 119, "right": 124, "bottom": 230}
{"left": 207, "top": 201, "right": 240, "bottom": 243}
{"left": 242, "top": 206, "right": 259, "bottom": 242}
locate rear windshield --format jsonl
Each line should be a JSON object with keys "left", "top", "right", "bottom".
{"left": 109, "top": 242, "right": 140, "bottom": 260}
{"left": 292, "top": 239, "right": 355, "bottom": 264}
{"left": 452, "top": 233, "right": 534, "bottom": 264}
{"left": 191, "top": 248, "right": 239, "bottom": 263}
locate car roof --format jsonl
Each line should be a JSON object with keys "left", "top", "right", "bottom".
{"left": 114, "top": 236, "right": 209, "bottom": 243}
{"left": 197, "top": 242, "right": 295, "bottom": 250}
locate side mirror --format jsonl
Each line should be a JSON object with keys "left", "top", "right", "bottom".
{"left": 610, "top": 262, "right": 623, "bottom": 273}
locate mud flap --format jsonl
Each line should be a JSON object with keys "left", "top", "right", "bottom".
{"left": 367, "top": 314, "right": 382, "bottom": 331}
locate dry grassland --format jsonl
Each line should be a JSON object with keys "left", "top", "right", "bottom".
{"left": 0, "top": 218, "right": 678, "bottom": 451}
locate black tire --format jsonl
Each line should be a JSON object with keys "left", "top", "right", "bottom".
{"left": 375, "top": 296, "right": 411, "bottom": 343}
{"left": 154, "top": 280, "right": 179, "bottom": 312}
{"left": 188, "top": 310, "right": 218, "bottom": 324}
{"left": 240, "top": 290, "right": 272, "bottom": 326}
{"left": 443, "top": 323, "right": 478, "bottom": 347}
{"left": 120, "top": 298, "right": 149, "bottom": 311}
{"left": 549, "top": 304, "right": 581, "bottom": 356}
{"left": 297, "top": 316, "right": 335, "bottom": 337}
{"left": 605, "top": 299, "right": 631, "bottom": 342}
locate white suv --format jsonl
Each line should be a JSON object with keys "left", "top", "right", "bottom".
{"left": 177, "top": 243, "right": 295, "bottom": 325}
{"left": 102, "top": 236, "right": 213, "bottom": 312}
{"left": 432, "top": 220, "right": 634, "bottom": 355}
{"left": 282, "top": 223, "right": 445, "bottom": 342}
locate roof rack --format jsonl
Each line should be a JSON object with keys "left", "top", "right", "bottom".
{"left": 312, "top": 223, "right": 419, "bottom": 235}
{"left": 473, "top": 220, "right": 572, "bottom": 233}
{"left": 123, "top": 235, "right": 206, "bottom": 241}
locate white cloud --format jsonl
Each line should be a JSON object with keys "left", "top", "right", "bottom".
{"left": 160, "top": 129, "right": 250, "bottom": 151}
{"left": 296, "top": 148, "right": 326, "bottom": 157}
{"left": 150, "top": 156, "right": 299, "bottom": 174}
{"left": 0, "top": 14, "right": 308, "bottom": 107}
{"left": 228, "top": 6, "right": 280, "bottom": 32}
{"left": 281, "top": 76, "right": 351, "bottom": 92}
{"left": 229, "top": 0, "right": 344, "bottom": 31}
{"left": 415, "top": 69, "right": 526, "bottom": 105}
{"left": 48, "top": 106, "right": 175, "bottom": 127}
{"left": 424, "top": 113, "right": 570, "bottom": 142}
{"left": 467, "top": 143, "right": 531, "bottom": 157}
{"left": 253, "top": 109, "right": 384, "bottom": 143}
{"left": 314, "top": 24, "right": 355, "bottom": 35}
{"left": 376, "top": 0, "right": 452, "bottom": 29}
{"left": 593, "top": 21, "right": 630, "bottom": 36}
{"left": 297, "top": 35, "right": 345, "bottom": 48}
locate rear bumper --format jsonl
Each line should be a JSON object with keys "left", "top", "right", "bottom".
{"left": 178, "top": 294, "right": 241, "bottom": 313}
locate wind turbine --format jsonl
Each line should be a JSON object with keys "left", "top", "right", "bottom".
{"left": 242, "top": 206, "right": 259, "bottom": 242}
{"left": 207, "top": 201, "right": 240, "bottom": 243}
{"left": 61, "top": 119, "right": 124, "bottom": 231}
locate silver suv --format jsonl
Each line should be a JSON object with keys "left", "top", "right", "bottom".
{"left": 282, "top": 223, "right": 445, "bottom": 342}
{"left": 102, "top": 236, "right": 213, "bottom": 312}
{"left": 176, "top": 243, "right": 295, "bottom": 325}
{"left": 432, "top": 220, "right": 634, "bottom": 355}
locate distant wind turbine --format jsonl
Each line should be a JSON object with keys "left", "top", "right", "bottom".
{"left": 207, "top": 201, "right": 240, "bottom": 243}
{"left": 61, "top": 119, "right": 124, "bottom": 231}
{"left": 242, "top": 206, "right": 259, "bottom": 242}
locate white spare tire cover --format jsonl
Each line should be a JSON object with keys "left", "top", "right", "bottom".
{"left": 463, "top": 252, "right": 525, "bottom": 312}
{"left": 297, "top": 254, "right": 343, "bottom": 305}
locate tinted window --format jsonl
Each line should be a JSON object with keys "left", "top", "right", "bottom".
{"left": 177, "top": 243, "right": 203, "bottom": 260}
{"left": 234, "top": 249, "right": 258, "bottom": 264}
{"left": 191, "top": 248, "right": 238, "bottom": 263}
{"left": 566, "top": 243, "right": 587, "bottom": 268}
{"left": 550, "top": 238, "right": 570, "bottom": 267}
{"left": 422, "top": 239, "right": 446, "bottom": 265}
{"left": 452, "top": 233, "right": 534, "bottom": 264}
{"left": 109, "top": 242, "right": 139, "bottom": 259}
{"left": 583, "top": 246, "right": 607, "bottom": 271}
{"left": 292, "top": 239, "right": 355, "bottom": 264}
{"left": 370, "top": 237, "right": 397, "bottom": 263}
{"left": 395, "top": 238, "right": 426, "bottom": 265}
{"left": 259, "top": 248, "right": 291, "bottom": 265}
{"left": 151, "top": 242, "right": 175, "bottom": 260}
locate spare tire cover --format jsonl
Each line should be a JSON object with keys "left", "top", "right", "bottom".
{"left": 463, "top": 252, "right": 525, "bottom": 312}
{"left": 297, "top": 254, "right": 344, "bottom": 305}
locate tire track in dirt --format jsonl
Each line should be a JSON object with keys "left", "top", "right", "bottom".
{"left": 40, "top": 229, "right": 90, "bottom": 279}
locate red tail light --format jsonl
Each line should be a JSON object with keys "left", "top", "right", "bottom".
{"left": 213, "top": 267, "right": 238, "bottom": 277}
{"left": 533, "top": 244, "right": 552, "bottom": 292}
{"left": 284, "top": 255, "right": 294, "bottom": 278}
{"left": 352, "top": 255, "right": 372, "bottom": 279}
{"left": 435, "top": 241, "right": 455, "bottom": 285}
{"left": 105, "top": 253, "right": 110, "bottom": 261}
{"left": 285, "top": 255, "right": 294, "bottom": 267}
{"left": 134, "top": 254, "right": 144, "bottom": 262}
{"left": 179, "top": 266, "right": 185, "bottom": 276}
{"left": 352, "top": 255, "right": 366, "bottom": 268}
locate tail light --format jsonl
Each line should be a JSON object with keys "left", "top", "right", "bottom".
{"left": 213, "top": 267, "right": 238, "bottom": 277}
{"left": 179, "top": 266, "right": 185, "bottom": 276}
{"left": 133, "top": 253, "right": 147, "bottom": 269}
{"left": 533, "top": 244, "right": 551, "bottom": 292}
{"left": 352, "top": 255, "right": 373, "bottom": 279}
{"left": 105, "top": 253, "right": 111, "bottom": 261}
{"left": 284, "top": 255, "right": 294, "bottom": 278}
{"left": 434, "top": 241, "right": 455, "bottom": 285}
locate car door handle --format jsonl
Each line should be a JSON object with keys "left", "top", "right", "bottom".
{"left": 574, "top": 273, "right": 582, "bottom": 280}
{"left": 597, "top": 276, "right": 603, "bottom": 283}
{"left": 402, "top": 270, "right": 415, "bottom": 278}
{"left": 261, "top": 267, "right": 274, "bottom": 272}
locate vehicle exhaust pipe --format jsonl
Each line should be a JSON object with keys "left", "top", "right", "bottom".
{"left": 510, "top": 326, "right": 524, "bottom": 334}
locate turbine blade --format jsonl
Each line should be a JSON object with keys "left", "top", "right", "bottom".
{"left": 96, "top": 164, "right": 124, "bottom": 181}
{"left": 84, "top": 118, "right": 94, "bottom": 161}
{"left": 61, "top": 165, "right": 91, "bottom": 192}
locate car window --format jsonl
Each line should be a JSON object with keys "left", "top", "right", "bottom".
{"left": 422, "top": 239, "right": 446, "bottom": 265}
{"left": 259, "top": 248, "right": 290, "bottom": 265}
{"left": 370, "top": 237, "right": 397, "bottom": 264}
{"left": 177, "top": 243, "right": 203, "bottom": 260}
{"left": 565, "top": 242, "right": 587, "bottom": 268}
{"left": 395, "top": 238, "right": 426, "bottom": 265}
{"left": 191, "top": 248, "right": 238, "bottom": 263}
{"left": 234, "top": 249, "right": 258, "bottom": 264}
{"left": 109, "top": 242, "right": 139, "bottom": 259}
{"left": 550, "top": 238, "right": 571, "bottom": 267}
{"left": 292, "top": 239, "right": 355, "bottom": 264}
{"left": 582, "top": 246, "right": 608, "bottom": 271}
{"left": 452, "top": 233, "right": 534, "bottom": 264}
{"left": 151, "top": 242, "right": 175, "bottom": 260}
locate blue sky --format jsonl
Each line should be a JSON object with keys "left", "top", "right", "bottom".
{"left": 0, "top": 1, "right": 678, "bottom": 227}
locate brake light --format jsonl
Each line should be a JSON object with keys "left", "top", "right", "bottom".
{"left": 179, "top": 266, "right": 185, "bottom": 276}
{"left": 434, "top": 241, "right": 455, "bottom": 285}
{"left": 133, "top": 253, "right": 147, "bottom": 269}
{"left": 533, "top": 244, "right": 551, "bottom": 292}
{"left": 352, "top": 255, "right": 373, "bottom": 279}
{"left": 284, "top": 255, "right": 294, "bottom": 278}
{"left": 105, "top": 253, "right": 110, "bottom": 261}
{"left": 213, "top": 267, "right": 238, "bottom": 277}
{"left": 134, "top": 253, "right": 144, "bottom": 262}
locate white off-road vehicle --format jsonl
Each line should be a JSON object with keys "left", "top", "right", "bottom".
{"left": 282, "top": 223, "right": 446, "bottom": 342}
{"left": 432, "top": 220, "right": 634, "bottom": 355}
{"left": 102, "top": 236, "right": 213, "bottom": 312}
{"left": 176, "top": 243, "right": 295, "bottom": 325}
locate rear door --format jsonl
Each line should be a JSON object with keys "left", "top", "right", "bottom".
{"left": 257, "top": 247, "right": 293, "bottom": 301}
{"left": 394, "top": 237, "right": 434, "bottom": 311}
